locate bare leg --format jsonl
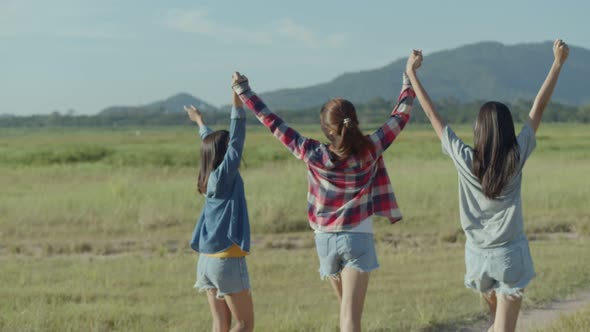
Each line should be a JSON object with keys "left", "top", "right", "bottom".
{"left": 481, "top": 291, "right": 497, "bottom": 331}
{"left": 493, "top": 291, "right": 523, "bottom": 332}
{"left": 329, "top": 275, "right": 343, "bottom": 304}
{"left": 206, "top": 289, "right": 231, "bottom": 332}
{"left": 224, "top": 289, "right": 254, "bottom": 332}
{"left": 339, "top": 267, "right": 370, "bottom": 332}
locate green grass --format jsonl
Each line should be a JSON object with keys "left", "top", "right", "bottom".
{"left": 1, "top": 240, "right": 590, "bottom": 331}
{"left": 0, "top": 125, "right": 320, "bottom": 168}
{"left": 0, "top": 124, "right": 589, "bottom": 331}
{"left": 2, "top": 124, "right": 589, "bottom": 243}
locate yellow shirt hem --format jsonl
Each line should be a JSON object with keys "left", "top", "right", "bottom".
{"left": 204, "top": 244, "right": 248, "bottom": 258}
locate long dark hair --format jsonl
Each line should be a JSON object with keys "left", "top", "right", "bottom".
{"left": 320, "top": 99, "right": 374, "bottom": 161}
{"left": 472, "top": 102, "right": 520, "bottom": 199}
{"left": 197, "top": 130, "right": 230, "bottom": 194}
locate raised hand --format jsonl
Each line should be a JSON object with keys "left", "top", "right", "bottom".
{"left": 528, "top": 39, "right": 569, "bottom": 132}
{"left": 232, "top": 71, "right": 248, "bottom": 85}
{"left": 406, "top": 49, "right": 423, "bottom": 74}
{"left": 553, "top": 39, "right": 569, "bottom": 66}
{"left": 405, "top": 48, "right": 445, "bottom": 139}
{"left": 231, "top": 71, "right": 250, "bottom": 95}
{"left": 184, "top": 105, "right": 204, "bottom": 126}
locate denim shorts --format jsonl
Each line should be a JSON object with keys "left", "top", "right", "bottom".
{"left": 314, "top": 232, "right": 379, "bottom": 279}
{"left": 464, "top": 238, "right": 536, "bottom": 296}
{"left": 194, "top": 255, "right": 250, "bottom": 298}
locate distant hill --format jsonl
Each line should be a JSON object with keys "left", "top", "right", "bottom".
{"left": 99, "top": 93, "right": 218, "bottom": 115}
{"left": 256, "top": 41, "right": 590, "bottom": 110}
{"left": 144, "top": 93, "right": 218, "bottom": 113}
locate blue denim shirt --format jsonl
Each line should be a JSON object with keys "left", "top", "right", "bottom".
{"left": 190, "top": 107, "right": 250, "bottom": 254}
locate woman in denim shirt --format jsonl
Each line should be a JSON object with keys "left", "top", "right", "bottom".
{"left": 406, "top": 40, "right": 569, "bottom": 332}
{"left": 186, "top": 72, "right": 253, "bottom": 332}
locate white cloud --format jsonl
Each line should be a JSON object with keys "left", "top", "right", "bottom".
{"left": 162, "top": 9, "right": 346, "bottom": 49}
{"left": 0, "top": 0, "right": 33, "bottom": 36}
{"left": 162, "top": 9, "right": 272, "bottom": 45}
{"left": 274, "top": 19, "right": 346, "bottom": 49}
{"left": 57, "top": 27, "right": 135, "bottom": 40}
{"left": 275, "top": 18, "right": 319, "bottom": 48}
{"left": 0, "top": 0, "right": 133, "bottom": 40}
{"left": 325, "top": 33, "right": 347, "bottom": 48}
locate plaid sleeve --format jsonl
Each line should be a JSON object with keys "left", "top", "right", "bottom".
{"left": 369, "top": 78, "right": 415, "bottom": 156}
{"left": 233, "top": 82, "right": 317, "bottom": 162}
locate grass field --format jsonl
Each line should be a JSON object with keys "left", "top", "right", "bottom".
{"left": 1, "top": 123, "right": 589, "bottom": 331}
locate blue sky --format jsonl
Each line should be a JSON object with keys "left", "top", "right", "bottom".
{"left": 1, "top": 0, "right": 588, "bottom": 115}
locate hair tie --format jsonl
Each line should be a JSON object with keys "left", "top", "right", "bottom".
{"left": 343, "top": 118, "right": 351, "bottom": 127}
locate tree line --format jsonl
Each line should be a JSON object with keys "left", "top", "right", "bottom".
{"left": 1, "top": 98, "right": 589, "bottom": 127}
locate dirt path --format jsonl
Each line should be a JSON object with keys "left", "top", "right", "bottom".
{"left": 440, "top": 290, "right": 590, "bottom": 331}
{"left": 516, "top": 290, "right": 590, "bottom": 331}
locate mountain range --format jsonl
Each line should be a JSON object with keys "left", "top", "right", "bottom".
{"left": 99, "top": 41, "right": 590, "bottom": 114}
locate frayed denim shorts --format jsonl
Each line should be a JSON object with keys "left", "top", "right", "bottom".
{"left": 194, "top": 255, "right": 250, "bottom": 299}
{"left": 314, "top": 232, "right": 379, "bottom": 279}
{"left": 464, "top": 238, "right": 536, "bottom": 296}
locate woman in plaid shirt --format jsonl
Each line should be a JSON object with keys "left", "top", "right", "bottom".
{"left": 232, "top": 71, "right": 415, "bottom": 331}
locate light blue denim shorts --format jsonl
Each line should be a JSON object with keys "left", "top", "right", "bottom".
{"left": 464, "top": 238, "right": 536, "bottom": 296}
{"left": 194, "top": 255, "right": 250, "bottom": 298}
{"left": 314, "top": 232, "right": 379, "bottom": 279}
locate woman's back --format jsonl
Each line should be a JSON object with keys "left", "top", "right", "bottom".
{"left": 232, "top": 76, "right": 416, "bottom": 232}
{"left": 441, "top": 122, "right": 537, "bottom": 248}
{"left": 190, "top": 106, "right": 250, "bottom": 255}
{"left": 407, "top": 41, "right": 570, "bottom": 332}
{"left": 304, "top": 139, "right": 392, "bottom": 230}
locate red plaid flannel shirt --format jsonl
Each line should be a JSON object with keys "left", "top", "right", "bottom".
{"left": 234, "top": 78, "right": 415, "bottom": 231}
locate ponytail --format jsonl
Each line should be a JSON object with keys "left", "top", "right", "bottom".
{"left": 320, "top": 99, "right": 374, "bottom": 160}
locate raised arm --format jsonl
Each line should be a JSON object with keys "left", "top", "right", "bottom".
{"left": 406, "top": 49, "right": 446, "bottom": 140}
{"left": 368, "top": 73, "right": 416, "bottom": 156}
{"left": 184, "top": 89, "right": 246, "bottom": 184}
{"left": 221, "top": 89, "right": 247, "bottom": 168}
{"left": 184, "top": 105, "right": 214, "bottom": 139}
{"left": 231, "top": 72, "right": 318, "bottom": 162}
{"left": 529, "top": 39, "right": 569, "bottom": 133}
